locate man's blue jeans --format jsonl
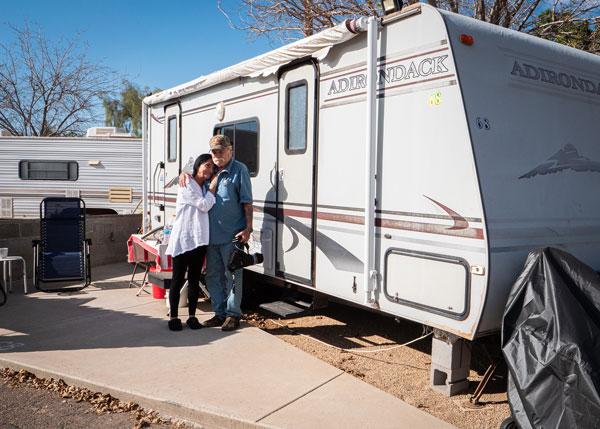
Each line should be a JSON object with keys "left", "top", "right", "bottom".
{"left": 205, "top": 242, "right": 243, "bottom": 318}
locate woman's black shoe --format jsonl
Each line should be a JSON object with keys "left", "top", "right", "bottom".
{"left": 186, "top": 316, "right": 203, "bottom": 330}
{"left": 168, "top": 318, "right": 183, "bottom": 331}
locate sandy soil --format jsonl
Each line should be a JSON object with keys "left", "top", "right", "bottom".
{"left": 243, "top": 295, "right": 510, "bottom": 429}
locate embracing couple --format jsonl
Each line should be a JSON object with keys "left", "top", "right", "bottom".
{"left": 165, "top": 134, "right": 253, "bottom": 332}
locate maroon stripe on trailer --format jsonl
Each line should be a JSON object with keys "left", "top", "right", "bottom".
{"left": 377, "top": 218, "right": 484, "bottom": 240}
{"left": 149, "top": 195, "right": 177, "bottom": 203}
{"left": 258, "top": 206, "right": 484, "bottom": 240}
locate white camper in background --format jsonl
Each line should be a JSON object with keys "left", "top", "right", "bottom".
{"left": 142, "top": 4, "right": 600, "bottom": 393}
{"left": 0, "top": 127, "right": 142, "bottom": 218}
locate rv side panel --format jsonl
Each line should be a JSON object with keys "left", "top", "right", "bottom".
{"left": 442, "top": 11, "right": 600, "bottom": 334}
{"left": 314, "top": 6, "right": 488, "bottom": 339}
{"left": 0, "top": 137, "right": 142, "bottom": 218}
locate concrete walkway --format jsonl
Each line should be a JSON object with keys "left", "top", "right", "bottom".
{"left": 0, "top": 263, "right": 454, "bottom": 429}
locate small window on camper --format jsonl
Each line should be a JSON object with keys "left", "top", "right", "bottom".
{"left": 19, "top": 160, "right": 78, "bottom": 181}
{"left": 167, "top": 116, "right": 177, "bottom": 162}
{"left": 286, "top": 82, "right": 307, "bottom": 154}
{"left": 214, "top": 119, "right": 258, "bottom": 176}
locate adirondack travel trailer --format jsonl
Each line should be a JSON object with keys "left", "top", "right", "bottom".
{"left": 142, "top": 4, "right": 600, "bottom": 393}
{"left": 0, "top": 128, "right": 142, "bottom": 218}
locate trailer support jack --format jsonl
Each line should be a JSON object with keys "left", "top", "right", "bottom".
{"left": 430, "top": 329, "right": 471, "bottom": 396}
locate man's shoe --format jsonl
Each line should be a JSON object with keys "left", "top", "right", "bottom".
{"left": 221, "top": 316, "right": 240, "bottom": 332}
{"left": 186, "top": 316, "right": 203, "bottom": 330}
{"left": 202, "top": 315, "right": 225, "bottom": 327}
{"left": 168, "top": 318, "right": 182, "bottom": 331}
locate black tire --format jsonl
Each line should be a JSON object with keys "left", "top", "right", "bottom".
{"left": 500, "top": 417, "right": 516, "bottom": 429}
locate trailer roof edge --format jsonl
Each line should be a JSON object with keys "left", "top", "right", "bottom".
{"left": 143, "top": 19, "right": 367, "bottom": 107}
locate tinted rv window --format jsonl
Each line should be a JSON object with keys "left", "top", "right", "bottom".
{"left": 19, "top": 160, "right": 78, "bottom": 181}
{"left": 286, "top": 82, "right": 307, "bottom": 153}
{"left": 214, "top": 119, "right": 259, "bottom": 176}
{"left": 167, "top": 116, "right": 177, "bottom": 162}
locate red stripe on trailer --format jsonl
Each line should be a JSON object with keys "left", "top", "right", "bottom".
{"left": 255, "top": 206, "right": 484, "bottom": 240}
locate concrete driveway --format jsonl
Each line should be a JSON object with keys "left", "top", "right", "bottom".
{"left": 0, "top": 263, "right": 454, "bottom": 429}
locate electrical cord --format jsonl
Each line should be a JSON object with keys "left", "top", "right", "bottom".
{"left": 268, "top": 318, "right": 432, "bottom": 364}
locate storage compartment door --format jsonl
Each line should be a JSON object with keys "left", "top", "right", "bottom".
{"left": 384, "top": 249, "right": 470, "bottom": 319}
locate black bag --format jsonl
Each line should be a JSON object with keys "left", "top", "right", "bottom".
{"left": 227, "top": 240, "right": 263, "bottom": 272}
{"left": 501, "top": 247, "right": 600, "bottom": 429}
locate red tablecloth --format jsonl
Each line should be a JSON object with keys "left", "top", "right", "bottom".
{"left": 127, "top": 234, "right": 172, "bottom": 272}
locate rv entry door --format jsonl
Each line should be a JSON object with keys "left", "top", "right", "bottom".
{"left": 276, "top": 62, "right": 317, "bottom": 285}
{"left": 163, "top": 103, "right": 181, "bottom": 223}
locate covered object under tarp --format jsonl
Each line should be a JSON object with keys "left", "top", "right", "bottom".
{"left": 501, "top": 247, "right": 600, "bottom": 428}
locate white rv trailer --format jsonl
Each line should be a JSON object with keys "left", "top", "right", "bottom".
{"left": 0, "top": 128, "right": 142, "bottom": 218}
{"left": 142, "top": 4, "right": 600, "bottom": 348}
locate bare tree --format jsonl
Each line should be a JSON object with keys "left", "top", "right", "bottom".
{"left": 218, "top": 0, "right": 600, "bottom": 52}
{"left": 0, "top": 24, "right": 116, "bottom": 136}
{"left": 217, "top": 0, "right": 381, "bottom": 41}
{"left": 432, "top": 0, "right": 599, "bottom": 32}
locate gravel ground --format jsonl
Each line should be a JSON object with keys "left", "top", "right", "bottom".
{"left": 243, "top": 292, "right": 510, "bottom": 429}
{"left": 0, "top": 369, "right": 189, "bottom": 429}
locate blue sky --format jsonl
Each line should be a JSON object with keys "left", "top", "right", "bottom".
{"left": 1, "top": 0, "right": 278, "bottom": 93}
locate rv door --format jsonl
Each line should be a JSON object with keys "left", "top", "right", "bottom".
{"left": 276, "top": 62, "right": 317, "bottom": 285}
{"left": 163, "top": 103, "right": 181, "bottom": 222}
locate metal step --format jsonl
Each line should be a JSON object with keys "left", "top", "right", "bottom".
{"left": 259, "top": 300, "right": 311, "bottom": 318}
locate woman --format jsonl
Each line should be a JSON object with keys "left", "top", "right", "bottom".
{"left": 165, "top": 154, "right": 218, "bottom": 331}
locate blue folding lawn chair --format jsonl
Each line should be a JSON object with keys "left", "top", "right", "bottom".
{"left": 32, "top": 198, "right": 92, "bottom": 292}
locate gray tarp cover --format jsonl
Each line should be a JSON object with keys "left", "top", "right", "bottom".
{"left": 501, "top": 247, "right": 600, "bottom": 428}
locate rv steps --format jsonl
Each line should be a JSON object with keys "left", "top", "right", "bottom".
{"left": 259, "top": 299, "right": 312, "bottom": 318}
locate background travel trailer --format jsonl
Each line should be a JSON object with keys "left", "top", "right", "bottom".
{"left": 142, "top": 4, "right": 600, "bottom": 393}
{"left": 0, "top": 128, "right": 142, "bottom": 218}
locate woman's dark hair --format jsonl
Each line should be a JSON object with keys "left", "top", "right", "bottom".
{"left": 192, "top": 153, "right": 213, "bottom": 176}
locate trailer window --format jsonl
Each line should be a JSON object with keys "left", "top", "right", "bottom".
{"left": 286, "top": 82, "right": 307, "bottom": 154}
{"left": 214, "top": 118, "right": 259, "bottom": 176}
{"left": 167, "top": 116, "right": 177, "bottom": 162}
{"left": 19, "top": 160, "right": 78, "bottom": 181}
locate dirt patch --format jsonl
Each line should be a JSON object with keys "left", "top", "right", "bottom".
{"left": 0, "top": 369, "right": 189, "bottom": 429}
{"left": 244, "top": 300, "right": 510, "bottom": 429}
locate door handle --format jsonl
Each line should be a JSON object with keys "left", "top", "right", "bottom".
{"left": 151, "top": 162, "right": 164, "bottom": 206}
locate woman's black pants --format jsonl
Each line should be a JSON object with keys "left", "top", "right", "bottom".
{"left": 169, "top": 245, "right": 207, "bottom": 318}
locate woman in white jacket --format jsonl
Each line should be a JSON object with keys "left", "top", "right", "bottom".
{"left": 165, "top": 154, "right": 218, "bottom": 331}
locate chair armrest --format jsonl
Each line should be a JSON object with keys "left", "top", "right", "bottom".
{"left": 85, "top": 238, "right": 92, "bottom": 246}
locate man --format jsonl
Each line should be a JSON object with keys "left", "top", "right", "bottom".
{"left": 180, "top": 134, "right": 253, "bottom": 331}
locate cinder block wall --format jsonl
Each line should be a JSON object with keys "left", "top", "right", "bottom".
{"left": 0, "top": 214, "right": 141, "bottom": 284}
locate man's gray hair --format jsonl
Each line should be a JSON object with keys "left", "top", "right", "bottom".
{"left": 209, "top": 134, "right": 232, "bottom": 149}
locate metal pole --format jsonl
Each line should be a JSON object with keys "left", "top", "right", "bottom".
{"left": 363, "top": 16, "right": 378, "bottom": 305}
{"left": 141, "top": 102, "right": 148, "bottom": 232}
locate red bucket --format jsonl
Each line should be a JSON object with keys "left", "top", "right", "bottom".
{"left": 152, "top": 284, "right": 166, "bottom": 299}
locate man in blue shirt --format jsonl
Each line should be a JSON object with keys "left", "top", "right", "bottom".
{"left": 201, "top": 134, "right": 253, "bottom": 331}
